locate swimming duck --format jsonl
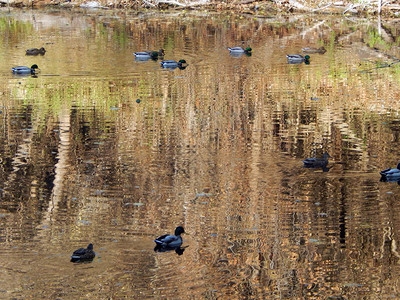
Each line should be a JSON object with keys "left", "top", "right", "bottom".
{"left": 11, "top": 64, "right": 40, "bottom": 75}
{"left": 26, "top": 47, "right": 46, "bottom": 55}
{"left": 134, "top": 49, "right": 165, "bottom": 60}
{"left": 286, "top": 54, "right": 310, "bottom": 64}
{"left": 228, "top": 47, "right": 252, "bottom": 54}
{"left": 160, "top": 59, "right": 187, "bottom": 70}
{"left": 380, "top": 175, "right": 400, "bottom": 184}
{"left": 380, "top": 163, "right": 400, "bottom": 179}
{"left": 303, "top": 152, "right": 331, "bottom": 168}
{"left": 154, "top": 226, "right": 185, "bottom": 249}
{"left": 70, "top": 243, "right": 95, "bottom": 262}
{"left": 302, "top": 47, "right": 326, "bottom": 54}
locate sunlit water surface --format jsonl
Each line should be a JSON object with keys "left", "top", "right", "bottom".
{"left": 1, "top": 8, "right": 400, "bottom": 299}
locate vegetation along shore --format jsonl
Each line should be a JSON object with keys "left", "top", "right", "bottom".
{"left": 1, "top": 0, "right": 400, "bottom": 17}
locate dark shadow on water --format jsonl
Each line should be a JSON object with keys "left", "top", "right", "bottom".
{"left": 160, "top": 65, "right": 188, "bottom": 70}
{"left": 70, "top": 257, "right": 95, "bottom": 263}
{"left": 134, "top": 57, "right": 159, "bottom": 62}
{"left": 303, "top": 164, "right": 331, "bottom": 172}
{"left": 154, "top": 244, "right": 188, "bottom": 256}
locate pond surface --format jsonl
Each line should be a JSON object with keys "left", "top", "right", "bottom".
{"left": 1, "top": 7, "right": 400, "bottom": 299}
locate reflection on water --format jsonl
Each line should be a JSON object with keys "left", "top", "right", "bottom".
{"left": 1, "top": 8, "right": 400, "bottom": 298}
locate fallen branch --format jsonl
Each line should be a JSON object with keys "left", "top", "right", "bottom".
{"left": 288, "top": 0, "right": 308, "bottom": 10}
{"left": 343, "top": 3, "right": 357, "bottom": 14}
{"left": 142, "top": 0, "right": 156, "bottom": 6}
{"left": 155, "top": 0, "right": 187, "bottom": 6}
{"left": 143, "top": 0, "right": 210, "bottom": 7}
{"left": 312, "top": 3, "right": 332, "bottom": 12}
{"left": 233, "top": 0, "right": 257, "bottom": 5}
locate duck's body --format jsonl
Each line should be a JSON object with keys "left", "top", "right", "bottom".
{"left": 380, "top": 163, "right": 400, "bottom": 178}
{"left": 228, "top": 47, "right": 252, "bottom": 54}
{"left": 134, "top": 49, "right": 165, "bottom": 60}
{"left": 154, "top": 226, "right": 185, "bottom": 249}
{"left": 303, "top": 152, "right": 330, "bottom": 168}
{"left": 134, "top": 52, "right": 155, "bottom": 58}
{"left": 302, "top": 47, "right": 326, "bottom": 54}
{"left": 134, "top": 53, "right": 157, "bottom": 61}
{"left": 286, "top": 54, "right": 310, "bottom": 64}
{"left": 70, "top": 243, "right": 95, "bottom": 262}
{"left": 26, "top": 47, "right": 46, "bottom": 55}
{"left": 160, "top": 59, "right": 187, "bottom": 70}
{"left": 11, "top": 64, "right": 39, "bottom": 75}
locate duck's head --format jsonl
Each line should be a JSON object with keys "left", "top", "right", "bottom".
{"left": 159, "top": 49, "right": 165, "bottom": 55}
{"left": 245, "top": 47, "right": 252, "bottom": 52}
{"left": 150, "top": 52, "right": 159, "bottom": 58}
{"left": 178, "top": 59, "right": 187, "bottom": 64}
{"left": 304, "top": 55, "right": 310, "bottom": 60}
{"left": 39, "top": 47, "right": 46, "bottom": 52}
{"left": 175, "top": 226, "right": 185, "bottom": 236}
{"left": 87, "top": 243, "right": 94, "bottom": 250}
{"left": 397, "top": 162, "right": 400, "bottom": 169}
{"left": 31, "top": 64, "right": 39, "bottom": 70}
{"left": 322, "top": 152, "right": 331, "bottom": 159}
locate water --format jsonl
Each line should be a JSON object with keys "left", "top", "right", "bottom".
{"left": 1, "top": 8, "right": 400, "bottom": 299}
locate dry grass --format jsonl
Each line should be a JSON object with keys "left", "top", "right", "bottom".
{"left": 2, "top": 0, "right": 400, "bottom": 16}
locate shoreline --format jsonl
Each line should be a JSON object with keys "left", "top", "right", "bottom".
{"left": 1, "top": 0, "right": 400, "bottom": 17}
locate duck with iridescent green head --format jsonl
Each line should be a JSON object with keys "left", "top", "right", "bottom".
{"left": 286, "top": 54, "right": 310, "bottom": 64}
{"left": 160, "top": 59, "right": 188, "bottom": 70}
{"left": 12, "top": 64, "right": 40, "bottom": 75}
{"left": 228, "top": 47, "right": 252, "bottom": 57}
{"left": 228, "top": 47, "right": 252, "bottom": 54}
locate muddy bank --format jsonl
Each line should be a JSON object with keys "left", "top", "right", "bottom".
{"left": 1, "top": 0, "right": 400, "bottom": 17}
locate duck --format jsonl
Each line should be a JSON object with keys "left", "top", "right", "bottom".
{"left": 286, "top": 54, "right": 310, "bottom": 64}
{"left": 380, "top": 175, "right": 400, "bottom": 184}
{"left": 134, "top": 49, "right": 165, "bottom": 60}
{"left": 26, "top": 47, "right": 46, "bottom": 55}
{"left": 302, "top": 47, "right": 326, "bottom": 54}
{"left": 70, "top": 243, "right": 95, "bottom": 262}
{"left": 227, "top": 47, "right": 252, "bottom": 54}
{"left": 303, "top": 152, "right": 331, "bottom": 168}
{"left": 160, "top": 59, "right": 187, "bottom": 70}
{"left": 380, "top": 163, "right": 400, "bottom": 179}
{"left": 228, "top": 47, "right": 252, "bottom": 57}
{"left": 154, "top": 226, "right": 185, "bottom": 249}
{"left": 148, "top": 49, "right": 165, "bottom": 57}
{"left": 11, "top": 64, "right": 40, "bottom": 75}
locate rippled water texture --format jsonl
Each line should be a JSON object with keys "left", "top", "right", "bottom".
{"left": 1, "top": 8, "right": 400, "bottom": 299}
